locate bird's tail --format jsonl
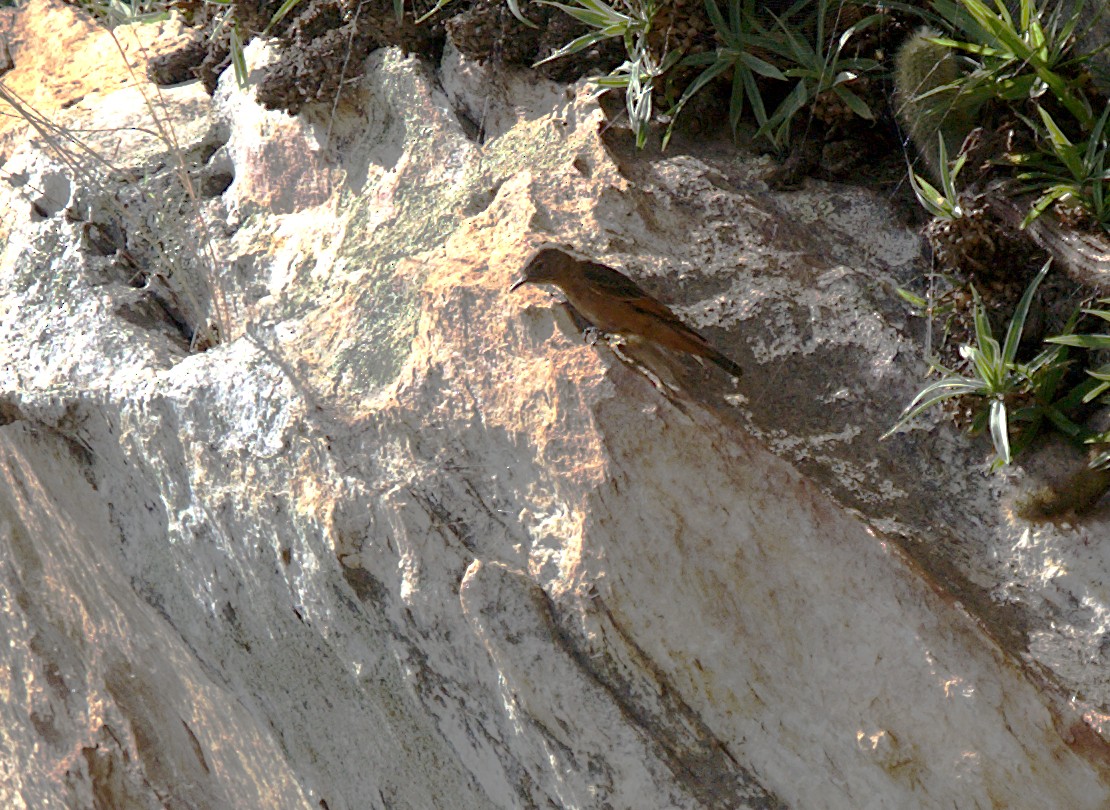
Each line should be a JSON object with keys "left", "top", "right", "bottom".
{"left": 708, "top": 349, "right": 743, "bottom": 379}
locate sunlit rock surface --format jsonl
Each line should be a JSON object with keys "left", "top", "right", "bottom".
{"left": 3, "top": 2, "right": 1110, "bottom": 808}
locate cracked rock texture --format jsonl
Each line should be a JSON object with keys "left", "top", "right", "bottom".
{"left": 4, "top": 1, "right": 1110, "bottom": 808}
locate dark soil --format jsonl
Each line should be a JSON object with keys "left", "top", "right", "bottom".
{"left": 153, "top": 0, "right": 624, "bottom": 113}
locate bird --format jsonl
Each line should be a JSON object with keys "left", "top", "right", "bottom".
{"left": 509, "top": 246, "right": 743, "bottom": 378}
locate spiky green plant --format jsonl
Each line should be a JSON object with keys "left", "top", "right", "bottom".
{"left": 884, "top": 260, "right": 1056, "bottom": 468}
{"left": 662, "top": 0, "right": 785, "bottom": 148}
{"left": 534, "top": 0, "right": 665, "bottom": 146}
{"left": 927, "top": 0, "right": 1097, "bottom": 126}
{"left": 72, "top": 0, "right": 168, "bottom": 24}
{"left": 754, "top": 0, "right": 881, "bottom": 149}
{"left": 908, "top": 133, "right": 968, "bottom": 219}
{"left": 1009, "top": 103, "right": 1110, "bottom": 230}
{"left": 666, "top": 0, "right": 879, "bottom": 151}
{"left": 1046, "top": 297, "right": 1110, "bottom": 401}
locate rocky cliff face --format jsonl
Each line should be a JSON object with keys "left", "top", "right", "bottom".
{"left": 3, "top": 2, "right": 1110, "bottom": 808}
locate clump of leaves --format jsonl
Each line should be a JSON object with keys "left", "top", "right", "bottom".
{"left": 902, "top": 0, "right": 1110, "bottom": 232}
{"left": 663, "top": 0, "right": 783, "bottom": 148}
{"left": 1013, "top": 296, "right": 1110, "bottom": 518}
{"left": 534, "top": 0, "right": 882, "bottom": 151}
{"left": 927, "top": 0, "right": 1096, "bottom": 126}
{"left": 1046, "top": 296, "right": 1110, "bottom": 409}
{"left": 532, "top": 0, "right": 669, "bottom": 147}
{"left": 754, "top": 0, "right": 881, "bottom": 150}
{"left": 908, "top": 133, "right": 966, "bottom": 220}
{"left": 71, "top": 0, "right": 169, "bottom": 25}
{"left": 1009, "top": 103, "right": 1110, "bottom": 231}
{"left": 909, "top": 133, "right": 1018, "bottom": 276}
{"left": 664, "top": 0, "right": 881, "bottom": 151}
{"left": 884, "top": 260, "right": 1076, "bottom": 468}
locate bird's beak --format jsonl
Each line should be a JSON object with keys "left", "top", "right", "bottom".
{"left": 508, "top": 274, "right": 528, "bottom": 292}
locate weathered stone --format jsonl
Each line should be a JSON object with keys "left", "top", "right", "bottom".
{"left": 3, "top": 4, "right": 1110, "bottom": 809}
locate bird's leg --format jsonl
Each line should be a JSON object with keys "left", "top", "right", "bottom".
{"left": 557, "top": 297, "right": 614, "bottom": 347}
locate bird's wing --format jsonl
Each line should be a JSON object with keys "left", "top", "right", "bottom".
{"left": 582, "top": 260, "right": 709, "bottom": 341}
{"left": 581, "top": 261, "right": 652, "bottom": 301}
{"left": 628, "top": 293, "right": 700, "bottom": 333}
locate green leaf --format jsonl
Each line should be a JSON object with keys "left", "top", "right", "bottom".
{"left": 1085, "top": 363, "right": 1110, "bottom": 380}
{"left": 264, "top": 0, "right": 304, "bottom": 33}
{"left": 1036, "top": 106, "right": 1085, "bottom": 179}
{"left": 989, "top": 397, "right": 1011, "bottom": 467}
{"left": 1002, "top": 258, "right": 1050, "bottom": 366}
{"left": 759, "top": 80, "right": 808, "bottom": 142}
{"left": 742, "top": 62, "right": 769, "bottom": 128}
{"left": 1083, "top": 380, "right": 1110, "bottom": 403}
{"left": 1042, "top": 401, "right": 1091, "bottom": 438}
{"left": 882, "top": 376, "right": 985, "bottom": 439}
{"left": 1091, "top": 449, "right": 1110, "bottom": 470}
{"left": 832, "top": 86, "right": 874, "bottom": 120}
{"left": 704, "top": 0, "right": 728, "bottom": 35}
{"left": 1045, "top": 333, "right": 1110, "bottom": 349}
{"left": 415, "top": 0, "right": 454, "bottom": 24}
{"left": 938, "top": 135, "right": 965, "bottom": 202}
{"left": 541, "top": 2, "right": 617, "bottom": 28}
{"left": 534, "top": 28, "right": 616, "bottom": 66}
{"left": 663, "top": 57, "right": 730, "bottom": 148}
{"left": 229, "top": 26, "right": 248, "bottom": 89}
{"left": 739, "top": 50, "right": 786, "bottom": 81}
{"left": 728, "top": 60, "right": 748, "bottom": 134}
{"left": 1080, "top": 307, "right": 1110, "bottom": 323}
{"left": 908, "top": 170, "right": 956, "bottom": 219}
{"left": 1084, "top": 103, "right": 1110, "bottom": 166}
{"left": 896, "top": 288, "right": 929, "bottom": 309}
{"left": 1021, "top": 185, "right": 1076, "bottom": 229}
{"left": 506, "top": 0, "right": 539, "bottom": 27}
{"left": 970, "top": 287, "right": 995, "bottom": 350}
